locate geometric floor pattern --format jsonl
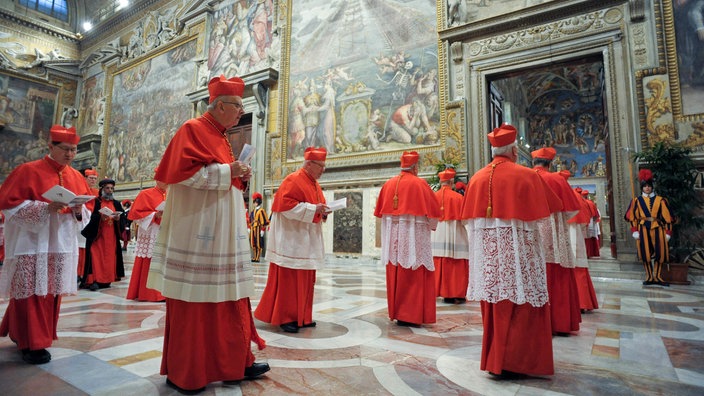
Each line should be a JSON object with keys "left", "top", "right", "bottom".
{"left": 1, "top": 254, "right": 704, "bottom": 395}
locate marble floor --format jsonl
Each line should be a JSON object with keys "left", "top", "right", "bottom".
{"left": 1, "top": 252, "right": 704, "bottom": 396}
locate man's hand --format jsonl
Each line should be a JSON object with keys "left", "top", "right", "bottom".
{"left": 632, "top": 231, "right": 640, "bottom": 240}
{"left": 48, "top": 201, "right": 68, "bottom": 213}
{"left": 230, "top": 161, "right": 252, "bottom": 180}
{"left": 315, "top": 203, "right": 330, "bottom": 216}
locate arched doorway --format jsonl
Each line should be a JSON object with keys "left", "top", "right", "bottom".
{"left": 486, "top": 55, "right": 615, "bottom": 258}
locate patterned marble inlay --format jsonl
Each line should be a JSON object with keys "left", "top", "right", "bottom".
{"left": 1, "top": 254, "right": 703, "bottom": 395}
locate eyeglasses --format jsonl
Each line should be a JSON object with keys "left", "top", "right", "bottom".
{"left": 53, "top": 145, "right": 78, "bottom": 153}
{"left": 221, "top": 101, "right": 244, "bottom": 111}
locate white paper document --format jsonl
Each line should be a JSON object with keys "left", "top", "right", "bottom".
{"left": 326, "top": 198, "right": 347, "bottom": 212}
{"left": 99, "top": 207, "right": 122, "bottom": 216}
{"left": 42, "top": 185, "right": 96, "bottom": 206}
{"left": 239, "top": 143, "right": 255, "bottom": 165}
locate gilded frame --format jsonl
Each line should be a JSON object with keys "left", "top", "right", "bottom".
{"left": 277, "top": 0, "right": 447, "bottom": 171}
{"left": 663, "top": 0, "right": 704, "bottom": 120}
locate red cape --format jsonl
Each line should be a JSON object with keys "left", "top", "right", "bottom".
{"left": 271, "top": 169, "right": 325, "bottom": 221}
{"left": 533, "top": 167, "right": 582, "bottom": 213}
{"left": 156, "top": 112, "right": 243, "bottom": 189}
{"left": 128, "top": 186, "right": 167, "bottom": 222}
{"left": 374, "top": 171, "right": 441, "bottom": 218}
{"left": 461, "top": 157, "right": 561, "bottom": 221}
{"left": 0, "top": 156, "right": 91, "bottom": 210}
{"left": 568, "top": 192, "right": 592, "bottom": 224}
{"left": 435, "top": 186, "right": 464, "bottom": 221}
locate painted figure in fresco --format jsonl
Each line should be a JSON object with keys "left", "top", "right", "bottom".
{"left": 289, "top": 80, "right": 307, "bottom": 158}
{"left": 303, "top": 80, "right": 321, "bottom": 148}
{"left": 247, "top": 0, "right": 274, "bottom": 62}
{"left": 686, "top": 0, "right": 704, "bottom": 85}
{"left": 319, "top": 78, "right": 337, "bottom": 153}
{"left": 447, "top": 0, "right": 467, "bottom": 27}
{"left": 378, "top": 61, "right": 416, "bottom": 101}
{"left": 387, "top": 98, "right": 437, "bottom": 145}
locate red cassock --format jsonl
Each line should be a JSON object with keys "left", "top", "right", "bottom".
{"left": 534, "top": 167, "right": 582, "bottom": 334}
{"left": 433, "top": 186, "right": 469, "bottom": 300}
{"left": 375, "top": 171, "right": 441, "bottom": 325}
{"left": 154, "top": 113, "right": 262, "bottom": 390}
{"left": 0, "top": 156, "right": 91, "bottom": 351}
{"left": 461, "top": 157, "right": 561, "bottom": 376}
{"left": 125, "top": 186, "right": 166, "bottom": 302}
{"left": 254, "top": 168, "right": 324, "bottom": 327}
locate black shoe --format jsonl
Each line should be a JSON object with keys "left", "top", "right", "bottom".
{"left": 300, "top": 321, "right": 316, "bottom": 328}
{"left": 22, "top": 348, "right": 51, "bottom": 364}
{"left": 499, "top": 370, "right": 525, "bottom": 379}
{"left": 453, "top": 298, "right": 466, "bottom": 304}
{"left": 642, "top": 280, "right": 654, "bottom": 286}
{"left": 89, "top": 283, "right": 99, "bottom": 291}
{"left": 165, "top": 378, "right": 205, "bottom": 394}
{"left": 396, "top": 320, "right": 420, "bottom": 328}
{"left": 280, "top": 322, "right": 299, "bottom": 333}
{"left": 658, "top": 281, "right": 670, "bottom": 287}
{"left": 554, "top": 332, "right": 571, "bottom": 337}
{"left": 443, "top": 298, "right": 454, "bottom": 304}
{"left": 244, "top": 362, "right": 270, "bottom": 379}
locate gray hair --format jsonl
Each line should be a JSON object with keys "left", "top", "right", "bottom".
{"left": 206, "top": 98, "right": 222, "bottom": 111}
{"left": 491, "top": 141, "right": 517, "bottom": 157}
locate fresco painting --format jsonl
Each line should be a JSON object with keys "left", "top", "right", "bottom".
{"left": 496, "top": 58, "right": 607, "bottom": 180}
{"left": 283, "top": 0, "right": 439, "bottom": 160}
{"left": 104, "top": 40, "right": 197, "bottom": 185}
{"left": 0, "top": 73, "right": 59, "bottom": 183}
{"left": 208, "top": 0, "right": 275, "bottom": 79}
{"left": 78, "top": 72, "right": 105, "bottom": 136}
{"left": 673, "top": 0, "right": 704, "bottom": 116}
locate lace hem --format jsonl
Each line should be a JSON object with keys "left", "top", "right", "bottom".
{"left": 0, "top": 253, "right": 78, "bottom": 299}
{"left": 380, "top": 214, "right": 434, "bottom": 270}
{"left": 465, "top": 217, "right": 549, "bottom": 307}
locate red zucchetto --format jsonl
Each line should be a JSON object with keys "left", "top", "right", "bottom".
{"left": 304, "top": 147, "right": 327, "bottom": 161}
{"left": 531, "top": 147, "right": 557, "bottom": 160}
{"left": 208, "top": 75, "right": 245, "bottom": 103}
{"left": 487, "top": 124, "right": 517, "bottom": 147}
{"left": 49, "top": 125, "right": 80, "bottom": 144}
{"left": 400, "top": 151, "right": 419, "bottom": 169}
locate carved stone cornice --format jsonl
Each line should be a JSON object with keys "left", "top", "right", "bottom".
{"left": 0, "top": 8, "right": 79, "bottom": 43}
{"left": 466, "top": 8, "right": 624, "bottom": 61}
{"left": 439, "top": 0, "right": 626, "bottom": 43}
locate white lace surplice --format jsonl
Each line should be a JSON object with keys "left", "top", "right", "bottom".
{"left": 134, "top": 213, "right": 159, "bottom": 258}
{"left": 0, "top": 201, "right": 79, "bottom": 299}
{"left": 380, "top": 214, "right": 438, "bottom": 271}
{"left": 464, "top": 217, "right": 549, "bottom": 307}
{"left": 537, "top": 212, "right": 577, "bottom": 268}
